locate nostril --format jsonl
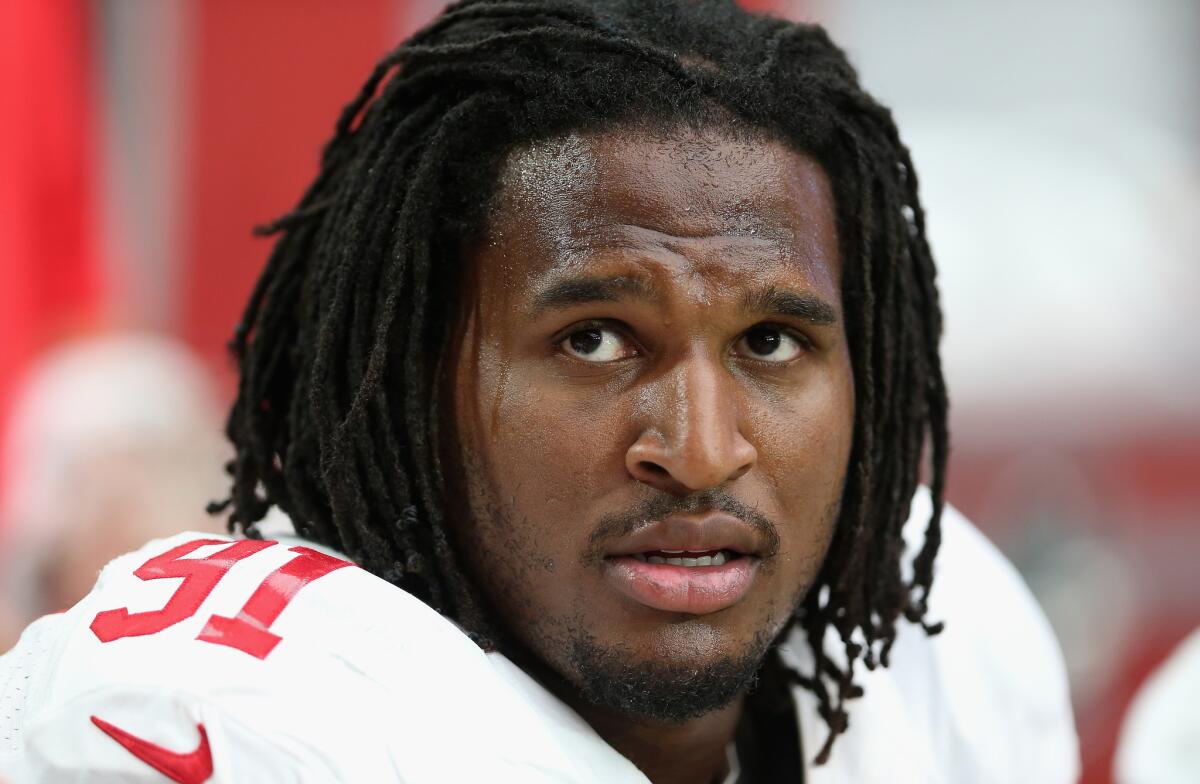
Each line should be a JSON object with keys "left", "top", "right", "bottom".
{"left": 638, "top": 461, "right": 669, "bottom": 477}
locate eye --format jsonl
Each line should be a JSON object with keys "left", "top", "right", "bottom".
{"left": 736, "top": 326, "right": 806, "bottom": 363}
{"left": 559, "top": 325, "right": 637, "bottom": 363}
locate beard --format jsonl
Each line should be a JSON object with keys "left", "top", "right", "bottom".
{"left": 445, "top": 454, "right": 808, "bottom": 725}
{"left": 564, "top": 623, "right": 776, "bottom": 723}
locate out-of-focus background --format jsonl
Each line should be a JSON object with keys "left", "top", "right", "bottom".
{"left": 1, "top": 1, "right": 1196, "bottom": 781}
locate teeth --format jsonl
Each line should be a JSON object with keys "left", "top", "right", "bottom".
{"left": 632, "top": 551, "right": 735, "bottom": 566}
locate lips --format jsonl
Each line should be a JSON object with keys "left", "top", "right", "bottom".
{"left": 601, "top": 513, "right": 767, "bottom": 615}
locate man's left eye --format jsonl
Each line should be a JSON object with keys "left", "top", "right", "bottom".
{"left": 560, "top": 326, "right": 636, "bottom": 363}
{"left": 736, "top": 327, "right": 805, "bottom": 362}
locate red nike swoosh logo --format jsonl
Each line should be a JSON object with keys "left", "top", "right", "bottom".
{"left": 91, "top": 715, "right": 213, "bottom": 784}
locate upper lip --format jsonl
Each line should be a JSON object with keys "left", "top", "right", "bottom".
{"left": 605, "top": 513, "right": 768, "bottom": 558}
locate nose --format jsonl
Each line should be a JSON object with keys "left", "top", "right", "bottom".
{"left": 625, "top": 355, "right": 757, "bottom": 495}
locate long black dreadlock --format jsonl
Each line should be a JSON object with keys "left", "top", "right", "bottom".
{"left": 211, "top": 0, "right": 949, "bottom": 765}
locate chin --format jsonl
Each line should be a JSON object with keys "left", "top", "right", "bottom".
{"left": 565, "top": 624, "right": 775, "bottom": 723}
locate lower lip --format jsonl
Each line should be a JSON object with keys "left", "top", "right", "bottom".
{"left": 603, "top": 556, "right": 759, "bottom": 615}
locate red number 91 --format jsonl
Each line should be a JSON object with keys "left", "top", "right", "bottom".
{"left": 90, "top": 539, "right": 353, "bottom": 660}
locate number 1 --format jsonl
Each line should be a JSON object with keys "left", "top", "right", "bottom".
{"left": 197, "top": 546, "right": 351, "bottom": 659}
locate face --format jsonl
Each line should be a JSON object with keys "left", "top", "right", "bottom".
{"left": 443, "top": 125, "right": 855, "bottom": 722}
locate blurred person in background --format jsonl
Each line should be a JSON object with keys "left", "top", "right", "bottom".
{"left": 0, "top": 333, "right": 228, "bottom": 651}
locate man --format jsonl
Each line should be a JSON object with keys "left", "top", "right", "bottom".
{"left": 0, "top": 1, "right": 1078, "bottom": 781}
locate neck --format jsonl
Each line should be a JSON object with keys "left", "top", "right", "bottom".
{"left": 573, "top": 697, "right": 743, "bottom": 784}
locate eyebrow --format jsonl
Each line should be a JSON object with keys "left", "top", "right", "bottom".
{"left": 529, "top": 275, "right": 655, "bottom": 314}
{"left": 529, "top": 276, "right": 840, "bottom": 326}
{"left": 744, "top": 285, "right": 840, "bottom": 326}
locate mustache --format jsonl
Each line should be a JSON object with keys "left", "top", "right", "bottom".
{"left": 587, "top": 489, "right": 781, "bottom": 557}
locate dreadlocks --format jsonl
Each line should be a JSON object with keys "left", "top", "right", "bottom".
{"left": 213, "top": 0, "right": 949, "bottom": 764}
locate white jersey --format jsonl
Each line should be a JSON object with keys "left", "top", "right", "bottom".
{"left": 0, "top": 489, "right": 1079, "bottom": 783}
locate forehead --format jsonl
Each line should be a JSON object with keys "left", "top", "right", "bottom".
{"left": 478, "top": 124, "right": 840, "bottom": 294}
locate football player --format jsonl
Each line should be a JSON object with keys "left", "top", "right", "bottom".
{"left": 0, "top": 1, "right": 1079, "bottom": 781}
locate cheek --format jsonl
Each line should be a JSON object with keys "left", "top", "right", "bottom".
{"left": 451, "top": 362, "right": 633, "bottom": 643}
{"left": 454, "top": 343, "right": 628, "bottom": 567}
{"left": 481, "top": 374, "right": 628, "bottom": 527}
{"left": 754, "top": 362, "right": 854, "bottom": 485}
{"left": 749, "top": 354, "right": 855, "bottom": 570}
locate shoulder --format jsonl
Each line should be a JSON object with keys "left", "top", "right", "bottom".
{"left": 39, "top": 530, "right": 479, "bottom": 690}
{"left": 0, "top": 531, "right": 565, "bottom": 781}
{"left": 904, "top": 487, "right": 1068, "bottom": 695}
{"left": 898, "top": 489, "right": 1079, "bottom": 780}
{"left": 788, "top": 489, "right": 1080, "bottom": 784}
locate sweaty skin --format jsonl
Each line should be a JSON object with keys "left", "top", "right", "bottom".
{"left": 442, "top": 126, "right": 855, "bottom": 784}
